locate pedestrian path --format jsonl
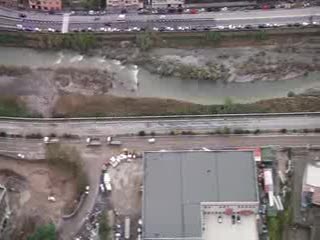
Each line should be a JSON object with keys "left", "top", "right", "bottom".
{"left": 62, "top": 13, "right": 70, "bottom": 33}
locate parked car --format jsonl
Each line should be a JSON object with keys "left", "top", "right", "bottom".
{"left": 218, "top": 215, "right": 222, "bottom": 223}
{"left": 232, "top": 214, "right": 236, "bottom": 224}
{"left": 19, "top": 13, "right": 27, "bottom": 18}
{"left": 237, "top": 215, "right": 241, "bottom": 223}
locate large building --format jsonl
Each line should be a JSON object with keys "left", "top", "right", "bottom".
{"left": 150, "top": 0, "right": 184, "bottom": 8}
{"left": 142, "top": 150, "right": 259, "bottom": 240}
{"left": 106, "top": 0, "right": 140, "bottom": 8}
{"left": 302, "top": 161, "right": 320, "bottom": 207}
{"left": 0, "top": 185, "right": 10, "bottom": 237}
{"left": 28, "top": 0, "right": 62, "bottom": 11}
{"left": 0, "top": 0, "right": 18, "bottom": 8}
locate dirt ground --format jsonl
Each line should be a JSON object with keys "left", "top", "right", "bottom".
{"left": 0, "top": 157, "right": 76, "bottom": 239}
{"left": 109, "top": 160, "right": 143, "bottom": 217}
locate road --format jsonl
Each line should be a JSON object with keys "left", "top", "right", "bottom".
{"left": 0, "top": 114, "right": 320, "bottom": 137}
{"left": 0, "top": 133, "right": 319, "bottom": 239}
{"left": 1, "top": 6, "right": 320, "bottom": 32}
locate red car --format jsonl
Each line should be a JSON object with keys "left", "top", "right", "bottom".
{"left": 190, "top": 9, "right": 198, "bottom": 14}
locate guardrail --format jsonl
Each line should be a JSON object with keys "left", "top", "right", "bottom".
{"left": 0, "top": 111, "right": 319, "bottom": 122}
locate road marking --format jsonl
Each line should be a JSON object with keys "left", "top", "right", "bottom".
{"left": 62, "top": 13, "right": 70, "bottom": 33}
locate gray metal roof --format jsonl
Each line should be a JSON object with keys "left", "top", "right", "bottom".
{"left": 143, "top": 150, "right": 258, "bottom": 239}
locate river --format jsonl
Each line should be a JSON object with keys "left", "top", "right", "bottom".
{"left": 0, "top": 46, "right": 319, "bottom": 104}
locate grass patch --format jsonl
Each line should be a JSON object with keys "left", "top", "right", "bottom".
{"left": 0, "top": 96, "right": 39, "bottom": 117}
{"left": 27, "top": 223, "right": 56, "bottom": 240}
{"left": 52, "top": 95, "right": 320, "bottom": 118}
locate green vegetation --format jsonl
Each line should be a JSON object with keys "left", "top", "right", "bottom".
{"left": 99, "top": 212, "right": 112, "bottom": 240}
{"left": 46, "top": 144, "right": 88, "bottom": 196}
{"left": 0, "top": 33, "right": 25, "bottom": 44}
{"left": 254, "top": 31, "right": 268, "bottom": 41}
{"left": 53, "top": 95, "right": 320, "bottom": 117}
{"left": 0, "top": 65, "right": 31, "bottom": 76}
{"left": 27, "top": 224, "right": 56, "bottom": 240}
{"left": 206, "top": 32, "right": 222, "bottom": 42}
{"left": 36, "top": 33, "right": 97, "bottom": 52}
{"left": 0, "top": 96, "right": 38, "bottom": 117}
{"left": 268, "top": 192, "right": 293, "bottom": 240}
{"left": 136, "top": 31, "right": 154, "bottom": 51}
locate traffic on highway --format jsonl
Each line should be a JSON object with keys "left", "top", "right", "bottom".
{"left": 0, "top": 6, "right": 320, "bottom": 33}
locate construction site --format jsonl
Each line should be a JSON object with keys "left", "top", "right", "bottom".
{"left": 0, "top": 134, "right": 319, "bottom": 240}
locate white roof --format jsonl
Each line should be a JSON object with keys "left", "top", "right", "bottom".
{"left": 202, "top": 214, "right": 258, "bottom": 240}
{"left": 304, "top": 162, "right": 320, "bottom": 187}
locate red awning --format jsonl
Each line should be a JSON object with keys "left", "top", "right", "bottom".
{"left": 224, "top": 208, "right": 233, "bottom": 215}
{"left": 238, "top": 210, "right": 254, "bottom": 216}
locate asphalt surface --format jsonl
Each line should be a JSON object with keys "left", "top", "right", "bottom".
{"left": 0, "top": 115, "right": 320, "bottom": 137}
{"left": 1, "top": 7, "right": 320, "bottom": 32}
{"left": 1, "top": 133, "right": 320, "bottom": 239}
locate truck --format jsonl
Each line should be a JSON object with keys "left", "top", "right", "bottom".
{"left": 103, "top": 172, "right": 112, "bottom": 191}
{"left": 43, "top": 136, "right": 59, "bottom": 144}
{"left": 124, "top": 217, "right": 130, "bottom": 240}
{"left": 107, "top": 136, "right": 122, "bottom": 146}
{"left": 86, "top": 137, "right": 101, "bottom": 147}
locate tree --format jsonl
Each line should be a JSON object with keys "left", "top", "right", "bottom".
{"left": 99, "top": 212, "right": 111, "bottom": 240}
{"left": 27, "top": 224, "right": 56, "bottom": 240}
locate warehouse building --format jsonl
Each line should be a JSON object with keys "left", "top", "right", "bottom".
{"left": 142, "top": 150, "right": 259, "bottom": 240}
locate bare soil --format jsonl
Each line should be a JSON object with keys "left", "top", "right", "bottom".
{"left": 0, "top": 157, "right": 77, "bottom": 240}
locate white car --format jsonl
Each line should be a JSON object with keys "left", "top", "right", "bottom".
{"left": 159, "top": 15, "right": 166, "bottom": 19}
{"left": 302, "top": 22, "right": 309, "bottom": 26}
{"left": 16, "top": 24, "right": 23, "bottom": 29}
{"left": 217, "top": 25, "right": 225, "bottom": 30}
{"left": 118, "top": 14, "right": 126, "bottom": 19}
{"left": 47, "top": 28, "right": 55, "bottom": 32}
{"left": 218, "top": 215, "right": 222, "bottom": 223}
{"left": 148, "top": 138, "right": 156, "bottom": 144}
{"left": 34, "top": 27, "right": 42, "bottom": 32}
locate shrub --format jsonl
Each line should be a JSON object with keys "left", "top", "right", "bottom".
{"left": 27, "top": 224, "right": 56, "bottom": 240}
{"left": 150, "top": 131, "right": 156, "bottom": 136}
{"left": 0, "top": 131, "right": 7, "bottom": 137}
{"left": 233, "top": 128, "right": 244, "bottom": 134}
{"left": 215, "top": 129, "right": 222, "bottom": 134}
{"left": 314, "top": 128, "right": 320, "bottom": 133}
{"left": 222, "top": 127, "right": 230, "bottom": 134}
{"left": 303, "top": 129, "right": 309, "bottom": 133}
{"left": 280, "top": 129, "right": 287, "bottom": 134}
{"left": 254, "top": 129, "right": 261, "bottom": 134}
{"left": 62, "top": 133, "right": 79, "bottom": 139}
{"left": 169, "top": 131, "right": 175, "bottom": 135}
{"left": 49, "top": 133, "right": 57, "bottom": 138}
{"left": 25, "top": 133, "right": 43, "bottom": 139}
{"left": 138, "top": 130, "right": 146, "bottom": 136}
{"left": 244, "top": 130, "right": 251, "bottom": 134}
{"left": 287, "top": 91, "right": 296, "bottom": 97}
{"left": 99, "top": 212, "right": 111, "bottom": 240}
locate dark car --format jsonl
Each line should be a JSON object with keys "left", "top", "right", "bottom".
{"left": 19, "top": 13, "right": 27, "bottom": 18}
{"left": 232, "top": 214, "right": 236, "bottom": 224}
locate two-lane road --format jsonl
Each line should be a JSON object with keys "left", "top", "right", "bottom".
{"left": 0, "top": 114, "right": 319, "bottom": 137}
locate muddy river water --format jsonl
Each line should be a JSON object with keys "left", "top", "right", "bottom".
{"left": 0, "top": 46, "right": 319, "bottom": 104}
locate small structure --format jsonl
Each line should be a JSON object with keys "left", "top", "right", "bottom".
{"left": 302, "top": 161, "right": 320, "bottom": 207}
{"left": 0, "top": 184, "right": 10, "bottom": 236}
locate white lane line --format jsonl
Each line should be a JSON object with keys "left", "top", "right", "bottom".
{"left": 62, "top": 13, "right": 70, "bottom": 33}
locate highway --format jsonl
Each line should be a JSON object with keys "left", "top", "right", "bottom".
{"left": 0, "top": 114, "right": 319, "bottom": 137}
{"left": 1, "top": 6, "right": 320, "bottom": 32}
